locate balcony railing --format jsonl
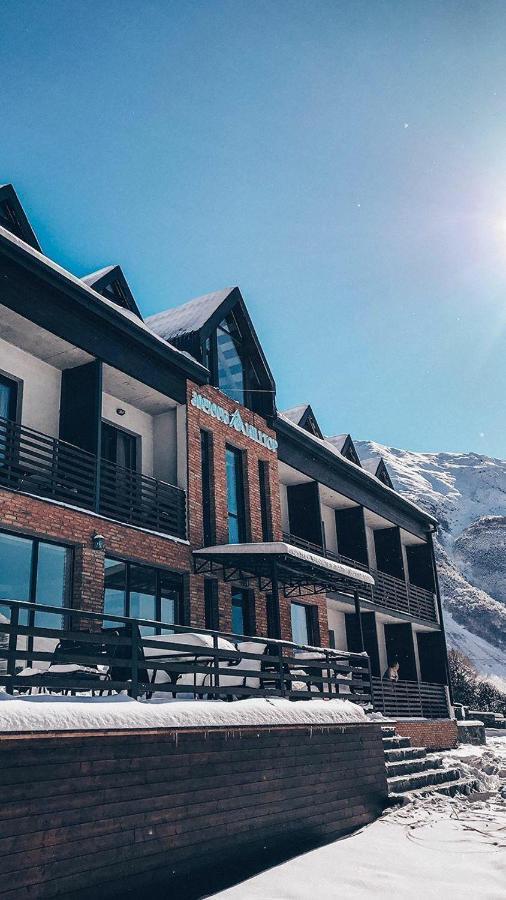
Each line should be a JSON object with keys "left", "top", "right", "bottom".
{"left": 0, "top": 416, "right": 186, "bottom": 539}
{"left": 371, "top": 570, "right": 437, "bottom": 623}
{"left": 283, "top": 531, "right": 437, "bottom": 623}
{"left": 0, "top": 598, "right": 372, "bottom": 705}
{"left": 371, "top": 676, "right": 449, "bottom": 719}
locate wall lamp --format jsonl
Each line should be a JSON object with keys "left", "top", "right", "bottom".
{"left": 116, "top": 408, "right": 126, "bottom": 416}
{"left": 92, "top": 533, "right": 105, "bottom": 552}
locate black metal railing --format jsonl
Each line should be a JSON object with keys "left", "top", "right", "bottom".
{"left": 282, "top": 532, "right": 437, "bottom": 623}
{"left": 371, "top": 676, "right": 449, "bottom": 719}
{"left": 0, "top": 416, "right": 187, "bottom": 539}
{"left": 0, "top": 599, "right": 372, "bottom": 704}
{"left": 371, "top": 570, "right": 437, "bottom": 623}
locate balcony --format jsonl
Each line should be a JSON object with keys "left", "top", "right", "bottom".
{"left": 372, "top": 569, "right": 437, "bottom": 623}
{"left": 372, "top": 676, "right": 449, "bottom": 719}
{"left": 0, "top": 416, "right": 187, "bottom": 539}
{"left": 283, "top": 531, "right": 437, "bottom": 623}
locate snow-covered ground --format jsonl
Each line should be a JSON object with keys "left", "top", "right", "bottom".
{"left": 211, "top": 732, "right": 506, "bottom": 900}
{"left": 0, "top": 693, "right": 366, "bottom": 732}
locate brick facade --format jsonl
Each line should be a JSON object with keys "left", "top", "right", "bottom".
{"left": 394, "top": 718, "right": 458, "bottom": 751}
{"left": 0, "top": 380, "right": 331, "bottom": 644}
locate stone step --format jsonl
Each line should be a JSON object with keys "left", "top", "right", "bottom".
{"left": 386, "top": 755, "right": 443, "bottom": 778}
{"left": 392, "top": 777, "right": 480, "bottom": 802}
{"left": 382, "top": 736, "right": 411, "bottom": 750}
{"left": 384, "top": 746, "right": 427, "bottom": 763}
{"left": 387, "top": 766, "right": 461, "bottom": 795}
{"left": 380, "top": 726, "right": 397, "bottom": 738}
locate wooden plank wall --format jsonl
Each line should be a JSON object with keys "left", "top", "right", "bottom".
{"left": 0, "top": 722, "right": 387, "bottom": 899}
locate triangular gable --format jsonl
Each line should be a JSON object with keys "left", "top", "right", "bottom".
{"left": 0, "top": 184, "right": 41, "bottom": 251}
{"left": 282, "top": 404, "right": 323, "bottom": 439}
{"left": 327, "top": 433, "right": 362, "bottom": 466}
{"left": 82, "top": 265, "right": 143, "bottom": 319}
{"left": 361, "top": 456, "right": 394, "bottom": 488}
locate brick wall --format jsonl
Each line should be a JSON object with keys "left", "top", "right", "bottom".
{"left": 394, "top": 718, "right": 458, "bottom": 751}
{"left": 0, "top": 722, "right": 387, "bottom": 899}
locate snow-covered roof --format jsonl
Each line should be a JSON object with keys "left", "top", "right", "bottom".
{"left": 327, "top": 433, "right": 348, "bottom": 453}
{"left": 282, "top": 405, "right": 311, "bottom": 425}
{"left": 361, "top": 458, "right": 381, "bottom": 475}
{"left": 147, "top": 287, "right": 236, "bottom": 341}
{"left": 0, "top": 224, "right": 207, "bottom": 376}
{"left": 81, "top": 265, "right": 117, "bottom": 286}
{"left": 194, "top": 541, "right": 375, "bottom": 586}
{"left": 277, "top": 413, "right": 437, "bottom": 526}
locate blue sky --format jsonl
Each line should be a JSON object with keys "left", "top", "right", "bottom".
{"left": 1, "top": 0, "right": 506, "bottom": 457}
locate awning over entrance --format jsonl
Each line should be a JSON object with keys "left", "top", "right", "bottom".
{"left": 193, "top": 541, "right": 375, "bottom": 598}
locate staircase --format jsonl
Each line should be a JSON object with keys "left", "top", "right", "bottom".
{"left": 381, "top": 725, "right": 478, "bottom": 799}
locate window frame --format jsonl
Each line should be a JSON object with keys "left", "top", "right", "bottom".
{"left": 0, "top": 528, "right": 74, "bottom": 645}
{"left": 103, "top": 555, "right": 184, "bottom": 633}
{"left": 200, "top": 429, "right": 215, "bottom": 546}
{"left": 230, "top": 587, "right": 255, "bottom": 637}
{"left": 0, "top": 370, "right": 22, "bottom": 424}
{"left": 225, "top": 444, "right": 247, "bottom": 544}
{"left": 290, "top": 601, "right": 317, "bottom": 647}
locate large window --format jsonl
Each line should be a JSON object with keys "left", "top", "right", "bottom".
{"left": 226, "top": 445, "right": 247, "bottom": 543}
{"left": 201, "top": 430, "right": 214, "bottom": 545}
{"left": 0, "top": 531, "right": 72, "bottom": 632}
{"left": 290, "top": 602, "right": 317, "bottom": 647}
{"left": 231, "top": 588, "right": 254, "bottom": 636}
{"left": 104, "top": 558, "right": 183, "bottom": 635}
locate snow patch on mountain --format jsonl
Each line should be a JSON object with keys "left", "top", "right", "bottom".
{"left": 356, "top": 441, "right": 506, "bottom": 683}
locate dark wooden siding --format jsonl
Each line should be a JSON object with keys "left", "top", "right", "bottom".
{"left": 0, "top": 723, "right": 387, "bottom": 899}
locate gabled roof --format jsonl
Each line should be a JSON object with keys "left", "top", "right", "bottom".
{"left": 0, "top": 184, "right": 41, "bottom": 252}
{"left": 282, "top": 404, "right": 323, "bottom": 439}
{"left": 147, "top": 288, "right": 234, "bottom": 342}
{"left": 147, "top": 285, "right": 276, "bottom": 394}
{"left": 82, "top": 264, "right": 142, "bottom": 319}
{"left": 361, "top": 456, "right": 394, "bottom": 489}
{"left": 327, "top": 433, "right": 362, "bottom": 466}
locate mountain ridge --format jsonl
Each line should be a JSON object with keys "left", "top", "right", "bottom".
{"left": 355, "top": 440, "right": 506, "bottom": 690}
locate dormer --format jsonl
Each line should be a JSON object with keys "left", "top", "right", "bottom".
{"left": 82, "top": 265, "right": 143, "bottom": 319}
{"left": 0, "top": 184, "right": 41, "bottom": 251}
{"left": 327, "top": 433, "right": 362, "bottom": 466}
{"left": 147, "top": 286, "right": 276, "bottom": 418}
{"left": 361, "top": 456, "right": 394, "bottom": 488}
{"left": 282, "top": 404, "right": 323, "bottom": 439}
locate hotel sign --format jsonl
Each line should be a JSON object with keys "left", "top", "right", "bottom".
{"left": 191, "top": 391, "right": 278, "bottom": 452}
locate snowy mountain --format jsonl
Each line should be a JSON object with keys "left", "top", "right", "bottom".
{"left": 356, "top": 442, "right": 506, "bottom": 690}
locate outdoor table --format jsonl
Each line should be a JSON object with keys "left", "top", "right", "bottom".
{"left": 142, "top": 633, "right": 238, "bottom": 694}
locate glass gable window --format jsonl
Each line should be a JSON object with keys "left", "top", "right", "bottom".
{"left": 217, "top": 314, "right": 245, "bottom": 404}
{"left": 0, "top": 531, "right": 71, "bottom": 631}
{"left": 104, "top": 558, "right": 183, "bottom": 635}
{"left": 226, "top": 446, "right": 246, "bottom": 543}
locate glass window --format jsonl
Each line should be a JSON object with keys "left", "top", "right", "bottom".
{"left": 217, "top": 315, "right": 245, "bottom": 404}
{"left": 35, "top": 542, "right": 71, "bottom": 629}
{"left": 0, "top": 531, "right": 71, "bottom": 631}
{"left": 104, "top": 558, "right": 182, "bottom": 635}
{"left": 104, "top": 558, "right": 127, "bottom": 621}
{"left": 0, "top": 374, "right": 17, "bottom": 421}
{"left": 291, "top": 603, "right": 313, "bottom": 646}
{"left": 231, "top": 588, "right": 252, "bottom": 636}
{"left": 129, "top": 564, "right": 157, "bottom": 635}
{"left": 226, "top": 446, "right": 246, "bottom": 544}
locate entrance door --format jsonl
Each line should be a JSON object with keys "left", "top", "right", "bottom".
{"left": 383, "top": 622, "right": 417, "bottom": 681}
{"left": 417, "top": 631, "right": 446, "bottom": 684}
{"left": 100, "top": 423, "right": 139, "bottom": 519}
